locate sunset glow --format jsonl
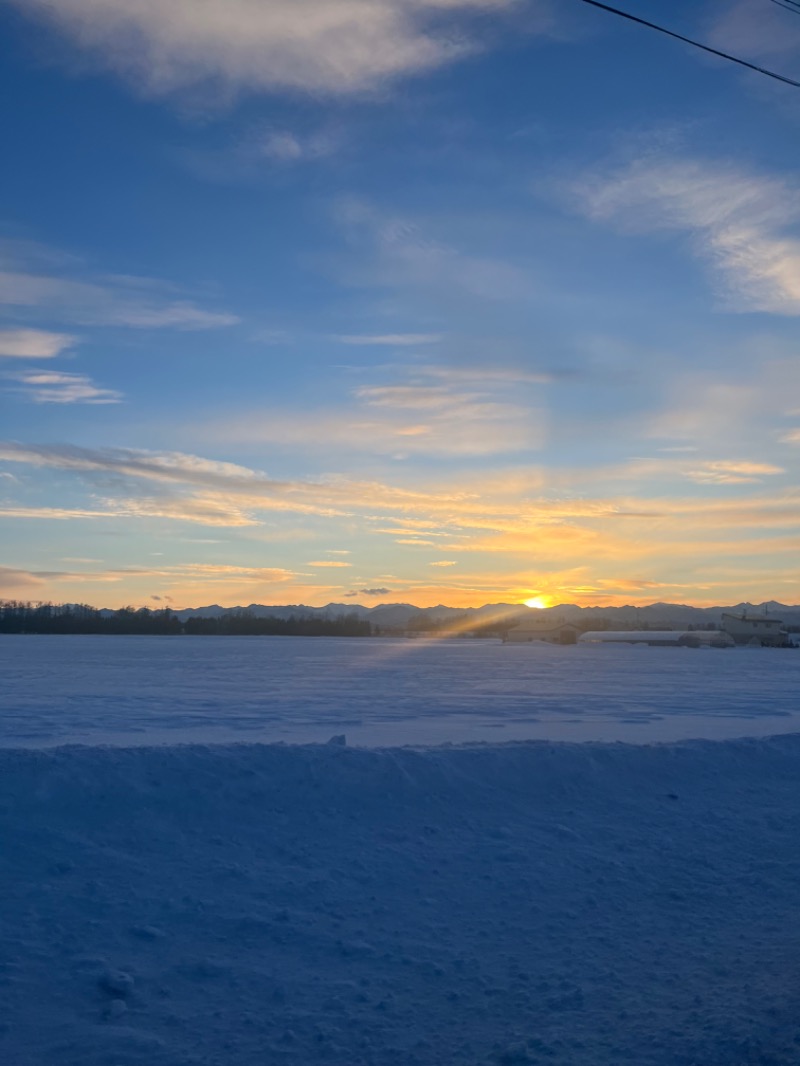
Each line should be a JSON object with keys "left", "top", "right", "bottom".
{"left": 1, "top": 2, "right": 799, "bottom": 610}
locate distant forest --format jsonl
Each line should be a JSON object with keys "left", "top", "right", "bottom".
{"left": 0, "top": 601, "right": 372, "bottom": 637}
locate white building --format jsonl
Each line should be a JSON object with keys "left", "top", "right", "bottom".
{"left": 720, "top": 613, "right": 788, "bottom": 647}
{"left": 579, "top": 630, "right": 734, "bottom": 648}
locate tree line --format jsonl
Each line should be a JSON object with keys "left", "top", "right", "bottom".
{"left": 183, "top": 611, "right": 371, "bottom": 637}
{"left": 0, "top": 601, "right": 372, "bottom": 637}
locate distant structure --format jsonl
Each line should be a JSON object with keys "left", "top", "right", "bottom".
{"left": 504, "top": 615, "right": 582, "bottom": 645}
{"left": 578, "top": 630, "right": 734, "bottom": 648}
{"left": 504, "top": 606, "right": 794, "bottom": 649}
{"left": 720, "top": 613, "right": 789, "bottom": 647}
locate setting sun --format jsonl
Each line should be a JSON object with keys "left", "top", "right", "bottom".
{"left": 524, "top": 596, "right": 550, "bottom": 609}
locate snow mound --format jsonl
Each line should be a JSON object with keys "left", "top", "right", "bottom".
{"left": 3, "top": 736, "right": 800, "bottom": 1064}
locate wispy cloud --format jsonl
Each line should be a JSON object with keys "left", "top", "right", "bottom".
{"left": 154, "top": 563, "right": 301, "bottom": 581}
{"left": 3, "top": 440, "right": 799, "bottom": 606}
{"left": 638, "top": 353, "right": 800, "bottom": 453}
{"left": 0, "top": 441, "right": 386, "bottom": 524}
{"left": 7, "top": 0, "right": 529, "bottom": 99}
{"left": 176, "top": 122, "right": 346, "bottom": 184}
{"left": 0, "top": 561, "right": 305, "bottom": 597}
{"left": 0, "top": 500, "right": 258, "bottom": 526}
{"left": 709, "top": 0, "right": 800, "bottom": 70}
{"left": 420, "top": 364, "right": 554, "bottom": 386}
{"left": 357, "top": 384, "right": 481, "bottom": 410}
{"left": 0, "top": 505, "right": 126, "bottom": 520}
{"left": 0, "top": 564, "right": 131, "bottom": 592}
{"left": 375, "top": 526, "right": 458, "bottom": 537}
{"left": 573, "top": 155, "right": 800, "bottom": 314}
{"left": 683, "top": 460, "right": 785, "bottom": 485}
{"left": 0, "top": 239, "right": 238, "bottom": 330}
{"left": 0, "top": 566, "right": 50, "bottom": 591}
{"left": 257, "top": 128, "right": 340, "bottom": 162}
{"left": 0, "top": 328, "right": 77, "bottom": 358}
{"left": 101, "top": 496, "right": 261, "bottom": 527}
{"left": 0, "top": 439, "right": 562, "bottom": 535}
{"left": 334, "top": 199, "right": 533, "bottom": 301}
{"left": 335, "top": 333, "right": 443, "bottom": 346}
{"left": 211, "top": 363, "right": 546, "bottom": 458}
{"left": 9, "top": 370, "right": 122, "bottom": 404}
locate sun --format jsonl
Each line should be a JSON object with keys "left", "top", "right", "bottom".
{"left": 524, "top": 596, "right": 550, "bottom": 609}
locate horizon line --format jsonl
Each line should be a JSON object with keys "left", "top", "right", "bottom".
{"left": 2, "top": 598, "right": 796, "bottom": 614}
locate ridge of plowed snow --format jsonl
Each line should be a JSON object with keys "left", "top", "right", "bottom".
{"left": 3, "top": 736, "right": 800, "bottom": 1064}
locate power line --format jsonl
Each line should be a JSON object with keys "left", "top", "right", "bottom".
{"left": 575, "top": 0, "right": 800, "bottom": 89}
{"left": 768, "top": 0, "right": 800, "bottom": 14}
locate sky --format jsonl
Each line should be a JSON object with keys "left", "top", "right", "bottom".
{"left": 1, "top": 0, "right": 800, "bottom": 611}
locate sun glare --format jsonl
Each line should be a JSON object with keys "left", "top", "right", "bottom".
{"left": 524, "top": 596, "right": 549, "bottom": 609}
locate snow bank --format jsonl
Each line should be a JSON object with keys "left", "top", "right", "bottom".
{"left": 3, "top": 736, "right": 800, "bottom": 1064}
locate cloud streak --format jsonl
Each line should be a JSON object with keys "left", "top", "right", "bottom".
{"left": 7, "top": 0, "right": 526, "bottom": 98}
{"left": 574, "top": 155, "right": 800, "bottom": 314}
{"left": 334, "top": 199, "right": 533, "bottom": 302}
{"left": 709, "top": 0, "right": 800, "bottom": 70}
{"left": 0, "top": 239, "right": 238, "bottom": 330}
{"left": 256, "top": 128, "right": 338, "bottom": 162}
{"left": 9, "top": 370, "right": 122, "bottom": 405}
{"left": 335, "top": 333, "right": 443, "bottom": 346}
{"left": 0, "top": 328, "right": 77, "bottom": 358}
{"left": 2, "top": 442, "right": 799, "bottom": 594}
{"left": 2, "top": 436, "right": 800, "bottom": 606}
{"left": 683, "top": 460, "right": 784, "bottom": 485}
{"left": 210, "top": 363, "right": 546, "bottom": 458}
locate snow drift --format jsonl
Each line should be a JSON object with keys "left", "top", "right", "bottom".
{"left": 3, "top": 736, "right": 800, "bottom": 1065}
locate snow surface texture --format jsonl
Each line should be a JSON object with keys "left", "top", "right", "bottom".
{"left": 2, "top": 635, "right": 800, "bottom": 748}
{"left": 3, "top": 737, "right": 800, "bottom": 1065}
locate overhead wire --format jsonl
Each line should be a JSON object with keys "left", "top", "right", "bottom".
{"left": 767, "top": 0, "right": 800, "bottom": 14}
{"left": 574, "top": 0, "right": 800, "bottom": 89}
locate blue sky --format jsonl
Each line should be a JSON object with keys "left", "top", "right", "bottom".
{"left": 1, "top": 0, "right": 800, "bottom": 609}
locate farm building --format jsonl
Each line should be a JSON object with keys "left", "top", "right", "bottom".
{"left": 579, "top": 630, "right": 734, "bottom": 648}
{"left": 504, "top": 616, "right": 582, "bottom": 645}
{"left": 720, "top": 613, "right": 789, "bottom": 647}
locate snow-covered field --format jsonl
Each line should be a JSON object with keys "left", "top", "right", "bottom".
{"left": 4, "top": 636, "right": 800, "bottom": 1064}
{"left": 3, "top": 634, "right": 800, "bottom": 747}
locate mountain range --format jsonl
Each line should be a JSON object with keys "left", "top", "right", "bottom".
{"left": 164, "top": 600, "right": 800, "bottom": 629}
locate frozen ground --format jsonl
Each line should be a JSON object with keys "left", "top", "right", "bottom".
{"left": 2, "top": 635, "right": 800, "bottom": 747}
{"left": 4, "top": 636, "right": 800, "bottom": 1064}
{"left": 3, "top": 737, "right": 800, "bottom": 1065}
